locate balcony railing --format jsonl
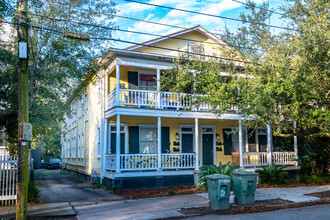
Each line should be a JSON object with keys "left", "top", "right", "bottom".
{"left": 107, "top": 88, "right": 239, "bottom": 112}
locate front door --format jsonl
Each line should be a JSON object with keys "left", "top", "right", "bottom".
{"left": 182, "top": 133, "right": 193, "bottom": 153}
{"left": 202, "top": 133, "right": 214, "bottom": 165}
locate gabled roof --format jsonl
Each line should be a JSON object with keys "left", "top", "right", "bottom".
{"left": 125, "top": 25, "right": 228, "bottom": 52}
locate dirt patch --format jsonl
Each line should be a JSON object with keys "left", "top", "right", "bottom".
{"left": 305, "top": 191, "right": 330, "bottom": 199}
{"left": 175, "top": 199, "right": 330, "bottom": 218}
{"left": 114, "top": 185, "right": 207, "bottom": 199}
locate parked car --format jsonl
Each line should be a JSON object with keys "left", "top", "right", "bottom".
{"left": 47, "top": 158, "right": 61, "bottom": 169}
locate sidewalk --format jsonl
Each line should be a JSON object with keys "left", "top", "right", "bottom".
{"left": 0, "top": 185, "right": 329, "bottom": 219}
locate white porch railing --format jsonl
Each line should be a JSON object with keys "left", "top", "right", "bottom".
{"left": 161, "top": 153, "right": 195, "bottom": 169}
{"left": 105, "top": 153, "right": 196, "bottom": 172}
{"left": 242, "top": 152, "right": 268, "bottom": 166}
{"left": 272, "top": 152, "right": 297, "bottom": 165}
{"left": 107, "top": 89, "right": 239, "bottom": 113}
{"left": 107, "top": 90, "right": 116, "bottom": 109}
{"left": 119, "top": 89, "right": 158, "bottom": 108}
{"left": 105, "top": 155, "right": 116, "bottom": 171}
{"left": 0, "top": 155, "right": 17, "bottom": 205}
{"left": 120, "top": 154, "right": 158, "bottom": 171}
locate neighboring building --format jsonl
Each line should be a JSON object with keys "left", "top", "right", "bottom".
{"left": 61, "top": 26, "right": 298, "bottom": 189}
{"left": 0, "top": 129, "right": 9, "bottom": 156}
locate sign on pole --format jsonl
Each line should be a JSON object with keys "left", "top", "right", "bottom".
{"left": 22, "top": 123, "right": 32, "bottom": 141}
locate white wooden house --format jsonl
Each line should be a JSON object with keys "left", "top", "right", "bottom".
{"left": 61, "top": 26, "right": 298, "bottom": 189}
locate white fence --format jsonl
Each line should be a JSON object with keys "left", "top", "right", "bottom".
{"left": 0, "top": 155, "right": 17, "bottom": 205}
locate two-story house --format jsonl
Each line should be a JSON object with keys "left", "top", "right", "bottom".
{"left": 61, "top": 26, "right": 298, "bottom": 189}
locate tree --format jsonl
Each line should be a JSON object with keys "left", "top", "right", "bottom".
{"left": 162, "top": 0, "right": 329, "bottom": 175}
{"left": 0, "top": 0, "right": 117, "bottom": 155}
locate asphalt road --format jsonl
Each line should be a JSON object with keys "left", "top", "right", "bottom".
{"left": 34, "top": 169, "right": 123, "bottom": 203}
{"left": 187, "top": 204, "right": 330, "bottom": 220}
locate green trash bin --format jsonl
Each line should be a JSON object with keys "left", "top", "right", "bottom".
{"left": 206, "top": 174, "right": 231, "bottom": 210}
{"left": 232, "top": 170, "right": 258, "bottom": 205}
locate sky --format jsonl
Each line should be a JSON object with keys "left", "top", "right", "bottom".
{"left": 110, "top": 0, "right": 287, "bottom": 49}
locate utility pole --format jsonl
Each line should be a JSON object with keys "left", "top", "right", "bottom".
{"left": 17, "top": 0, "right": 29, "bottom": 219}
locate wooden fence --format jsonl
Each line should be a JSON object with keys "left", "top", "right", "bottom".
{"left": 0, "top": 155, "right": 18, "bottom": 205}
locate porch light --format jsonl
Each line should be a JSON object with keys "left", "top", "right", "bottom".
{"left": 175, "top": 133, "right": 180, "bottom": 140}
{"left": 216, "top": 134, "right": 220, "bottom": 140}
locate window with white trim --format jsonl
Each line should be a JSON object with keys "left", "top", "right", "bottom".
{"left": 85, "top": 93, "right": 89, "bottom": 121}
{"left": 81, "top": 133, "right": 84, "bottom": 158}
{"left": 138, "top": 73, "right": 156, "bottom": 91}
{"left": 72, "top": 101, "right": 77, "bottom": 122}
{"left": 98, "top": 79, "right": 101, "bottom": 102}
{"left": 78, "top": 134, "right": 81, "bottom": 158}
{"left": 139, "top": 127, "right": 157, "bottom": 154}
{"left": 66, "top": 140, "right": 69, "bottom": 158}
{"left": 97, "top": 127, "right": 101, "bottom": 157}
{"left": 186, "top": 42, "right": 204, "bottom": 59}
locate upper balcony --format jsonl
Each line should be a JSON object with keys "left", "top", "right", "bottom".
{"left": 107, "top": 88, "right": 239, "bottom": 113}
{"left": 105, "top": 63, "right": 240, "bottom": 114}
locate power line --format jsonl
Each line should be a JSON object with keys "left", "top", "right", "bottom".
{"left": 123, "top": 0, "right": 294, "bottom": 31}
{"left": 38, "top": 0, "right": 291, "bottom": 42}
{"left": 28, "top": 12, "right": 265, "bottom": 52}
{"left": 2, "top": 19, "right": 252, "bottom": 65}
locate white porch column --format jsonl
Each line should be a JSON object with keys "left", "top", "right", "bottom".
{"left": 239, "top": 120, "right": 244, "bottom": 168}
{"left": 101, "top": 118, "right": 108, "bottom": 182}
{"left": 267, "top": 124, "right": 273, "bottom": 165}
{"left": 115, "top": 64, "right": 120, "bottom": 106}
{"left": 115, "top": 114, "right": 121, "bottom": 173}
{"left": 105, "top": 71, "right": 109, "bottom": 108}
{"left": 157, "top": 69, "right": 161, "bottom": 109}
{"left": 195, "top": 118, "right": 199, "bottom": 171}
{"left": 157, "top": 117, "right": 162, "bottom": 170}
{"left": 294, "top": 122, "right": 298, "bottom": 156}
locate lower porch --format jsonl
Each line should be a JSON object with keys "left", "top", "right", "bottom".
{"left": 102, "top": 116, "right": 298, "bottom": 178}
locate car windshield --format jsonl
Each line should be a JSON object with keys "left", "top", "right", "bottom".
{"left": 50, "top": 159, "right": 60, "bottom": 163}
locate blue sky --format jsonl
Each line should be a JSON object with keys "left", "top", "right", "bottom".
{"left": 111, "top": 0, "right": 286, "bottom": 49}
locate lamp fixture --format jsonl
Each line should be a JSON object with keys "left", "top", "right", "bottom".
{"left": 216, "top": 134, "right": 220, "bottom": 140}
{"left": 175, "top": 133, "right": 180, "bottom": 140}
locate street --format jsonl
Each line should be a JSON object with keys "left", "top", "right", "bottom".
{"left": 34, "top": 169, "right": 122, "bottom": 203}
{"left": 187, "top": 204, "right": 330, "bottom": 220}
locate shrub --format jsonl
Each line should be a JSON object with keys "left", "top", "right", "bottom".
{"left": 197, "top": 162, "right": 238, "bottom": 190}
{"left": 297, "top": 174, "right": 310, "bottom": 184}
{"left": 311, "top": 175, "right": 330, "bottom": 184}
{"left": 256, "top": 165, "right": 289, "bottom": 185}
{"left": 167, "top": 189, "right": 175, "bottom": 196}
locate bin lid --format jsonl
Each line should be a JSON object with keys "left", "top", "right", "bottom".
{"left": 205, "top": 174, "right": 231, "bottom": 180}
{"left": 232, "top": 170, "right": 258, "bottom": 176}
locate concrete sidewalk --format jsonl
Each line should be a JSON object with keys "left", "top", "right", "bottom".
{"left": 0, "top": 185, "right": 329, "bottom": 219}
{"left": 0, "top": 202, "right": 76, "bottom": 219}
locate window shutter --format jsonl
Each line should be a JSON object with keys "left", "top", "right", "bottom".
{"left": 111, "top": 133, "right": 125, "bottom": 154}
{"left": 129, "top": 126, "right": 139, "bottom": 153}
{"left": 161, "top": 127, "right": 170, "bottom": 153}
{"left": 128, "top": 71, "right": 138, "bottom": 89}
{"left": 223, "top": 129, "right": 232, "bottom": 155}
